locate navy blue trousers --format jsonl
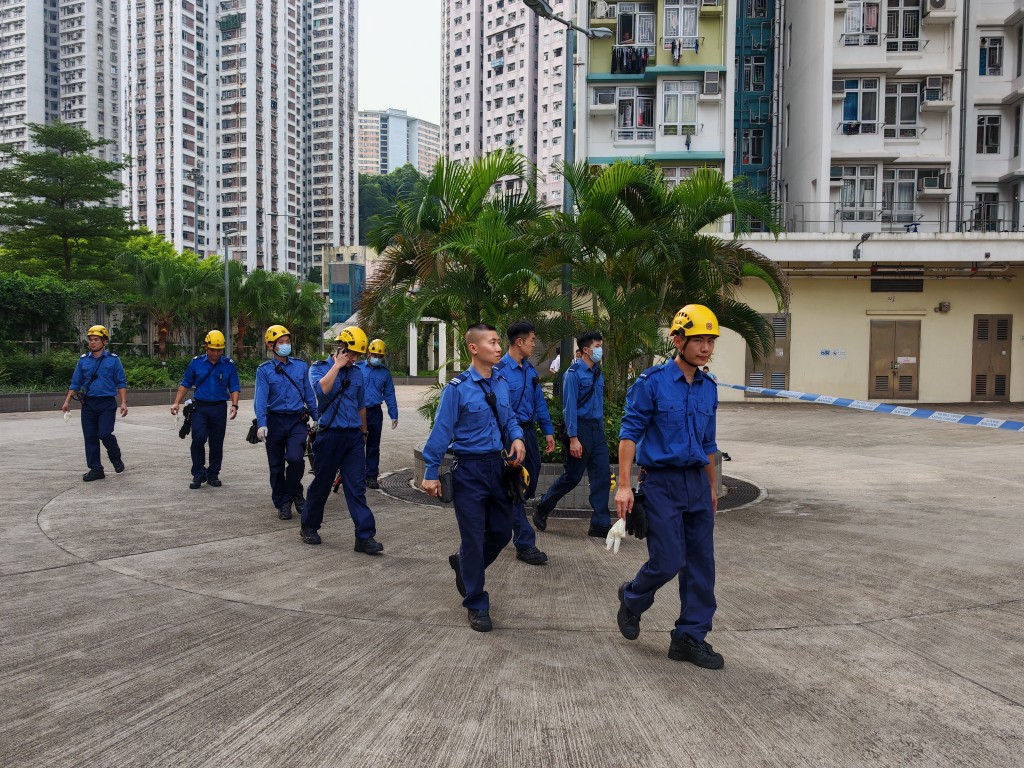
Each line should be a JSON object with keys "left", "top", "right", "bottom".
{"left": 190, "top": 402, "right": 227, "bottom": 479}
{"left": 266, "top": 412, "right": 308, "bottom": 508}
{"left": 303, "top": 427, "right": 376, "bottom": 539}
{"left": 511, "top": 427, "right": 539, "bottom": 550}
{"left": 538, "top": 417, "right": 611, "bottom": 528}
{"left": 621, "top": 466, "right": 717, "bottom": 643}
{"left": 451, "top": 452, "right": 514, "bottom": 612}
{"left": 364, "top": 404, "right": 384, "bottom": 479}
{"left": 81, "top": 397, "right": 121, "bottom": 472}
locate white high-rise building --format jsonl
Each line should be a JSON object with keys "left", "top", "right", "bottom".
{"left": 358, "top": 108, "right": 441, "bottom": 176}
{"left": 122, "top": 0, "right": 356, "bottom": 275}
{"left": 443, "top": 0, "right": 571, "bottom": 203}
{"left": 0, "top": 0, "right": 120, "bottom": 165}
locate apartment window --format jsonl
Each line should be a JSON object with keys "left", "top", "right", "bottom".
{"left": 743, "top": 56, "right": 767, "bottom": 92}
{"left": 977, "top": 115, "right": 1001, "bottom": 154}
{"left": 974, "top": 192, "right": 1002, "bottom": 231}
{"left": 614, "top": 86, "right": 655, "bottom": 141}
{"left": 882, "top": 168, "right": 917, "bottom": 223}
{"left": 885, "top": 0, "right": 920, "bottom": 52}
{"left": 1015, "top": 106, "right": 1022, "bottom": 158}
{"left": 884, "top": 82, "right": 920, "bottom": 138}
{"left": 1017, "top": 26, "right": 1023, "bottom": 78}
{"left": 840, "top": 166, "right": 876, "bottom": 220}
{"left": 980, "top": 37, "right": 1003, "bottom": 76}
{"left": 664, "top": 0, "right": 698, "bottom": 49}
{"left": 843, "top": 1, "right": 880, "bottom": 46}
{"left": 741, "top": 128, "right": 765, "bottom": 164}
{"left": 745, "top": 0, "right": 768, "bottom": 18}
{"left": 661, "top": 80, "right": 698, "bottom": 135}
{"left": 618, "top": 2, "right": 656, "bottom": 47}
{"left": 661, "top": 166, "right": 694, "bottom": 189}
{"left": 841, "top": 79, "right": 879, "bottom": 134}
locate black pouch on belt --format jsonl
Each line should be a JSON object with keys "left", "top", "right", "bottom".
{"left": 626, "top": 489, "right": 648, "bottom": 540}
{"left": 439, "top": 469, "right": 454, "bottom": 503}
{"left": 178, "top": 401, "right": 195, "bottom": 439}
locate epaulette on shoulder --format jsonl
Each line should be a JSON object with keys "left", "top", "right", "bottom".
{"left": 110, "top": 352, "right": 119, "bottom": 357}
{"left": 449, "top": 371, "right": 471, "bottom": 386}
{"left": 80, "top": 353, "right": 88, "bottom": 358}
{"left": 193, "top": 354, "right": 203, "bottom": 360}
{"left": 225, "top": 357, "right": 234, "bottom": 364}
{"left": 638, "top": 364, "right": 662, "bottom": 381}
{"left": 257, "top": 359, "right": 273, "bottom": 368}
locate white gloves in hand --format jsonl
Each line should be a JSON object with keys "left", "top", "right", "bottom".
{"left": 257, "top": 426, "right": 269, "bottom": 442}
{"left": 606, "top": 518, "right": 627, "bottom": 554}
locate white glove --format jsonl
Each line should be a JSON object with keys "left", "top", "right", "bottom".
{"left": 308, "top": 422, "right": 319, "bottom": 434}
{"left": 63, "top": 410, "right": 71, "bottom": 423}
{"left": 257, "top": 426, "right": 269, "bottom": 442}
{"left": 606, "top": 518, "right": 627, "bottom": 554}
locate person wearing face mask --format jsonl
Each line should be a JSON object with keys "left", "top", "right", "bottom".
{"left": 355, "top": 338, "right": 399, "bottom": 489}
{"left": 254, "top": 325, "right": 319, "bottom": 521}
{"left": 613, "top": 305, "right": 724, "bottom": 669}
{"left": 533, "top": 330, "right": 612, "bottom": 539}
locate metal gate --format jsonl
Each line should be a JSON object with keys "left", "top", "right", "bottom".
{"left": 745, "top": 314, "right": 791, "bottom": 397}
{"left": 868, "top": 320, "right": 920, "bottom": 399}
{"left": 972, "top": 315, "right": 1012, "bottom": 401}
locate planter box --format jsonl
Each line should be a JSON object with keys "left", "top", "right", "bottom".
{"left": 412, "top": 444, "right": 724, "bottom": 513}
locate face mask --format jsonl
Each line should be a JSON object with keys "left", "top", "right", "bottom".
{"left": 590, "top": 347, "right": 604, "bottom": 364}
{"left": 369, "top": 357, "right": 383, "bottom": 367}
{"left": 276, "top": 343, "right": 292, "bottom": 357}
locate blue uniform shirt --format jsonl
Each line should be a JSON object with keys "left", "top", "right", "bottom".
{"left": 254, "top": 357, "right": 319, "bottom": 428}
{"left": 495, "top": 353, "right": 554, "bottom": 435}
{"left": 619, "top": 362, "right": 718, "bottom": 468}
{"left": 309, "top": 359, "right": 366, "bottom": 429}
{"left": 181, "top": 354, "right": 241, "bottom": 401}
{"left": 422, "top": 366, "right": 526, "bottom": 480}
{"left": 356, "top": 361, "right": 399, "bottom": 420}
{"left": 562, "top": 359, "right": 604, "bottom": 438}
{"left": 69, "top": 350, "right": 127, "bottom": 397}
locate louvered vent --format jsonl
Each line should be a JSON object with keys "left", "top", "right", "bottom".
{"left": 976, "top": 318, "right": 989, "bottom": 340}
{"left": 748, "top": 372, "right": 764, "bottom": 387}
{"left": 994, "top": 375, "right": 1007, "bottom": 397}
{"left": 995, "top": 318, "right": 1010, "bottom": 341}
{"left": 898, "top": 375, "right": 914, "bottom": 393}
{"left": 875, "top": 375, "right": 890, "bottom": 392}
{"left": 974, "top": 374, "right": 988, "bottom": 397}
{"left": 770, "top": 372, "right": 786, "bottom": 389}
{"left": 871, "top": 278, "right": 924, "bottom": 292}
{"left": 771, "top": 315, "right": 788, "bottom": 339}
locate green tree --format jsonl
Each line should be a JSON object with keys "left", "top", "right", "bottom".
{"left": 360, "top": 150, "right": 565, "bottom": 359}
{"left": 117, "top": 234, "right": 221, "bottom": 360}
{"left": 358, "top": 164, "right": 428, "bottom": 245}
{"left": 539, "top": 162, "right": 789, "bottom": 402}
{"left": 0, "top": 121, "right": 133, "bottom": 279}
{"left": 275, "top": 272, "right": 327, "bottom": 357}
{"left": 0, "top": 271, "right": 104, "bottom": 346}
{"left": 229, "top": 265, "right": 285, "bottom": 358}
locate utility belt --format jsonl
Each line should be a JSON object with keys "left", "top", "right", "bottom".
{"left": 518, "top": 420, "right": 535, "bottom": 429}
{"left": 193, "top": 399, "right": 226, "bottom": 407}
{"left": 366, "top": 403, "right": 383, "bottom": 410}
{"left": 268, "top": 409, "right": 304, "bottom": 416}
{"left": 452, "top": 450, "right": 503, "bottom": 463}
{"left": 638, "top": 464, "right": 704, "bottom": 475}
{"left": 318, "top": 425, "right": 362, "bottom": 433}
{"left": 83, "top": 395, "right": 116, "bottom": 405}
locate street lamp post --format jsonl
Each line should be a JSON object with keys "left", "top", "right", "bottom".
{"left": 222, "top": 227, "right": 238, "bottom": 358}
{"left": 522, "top": 1, "right": 612, "bottom": 393}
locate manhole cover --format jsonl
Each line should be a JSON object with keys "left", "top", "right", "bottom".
{"left": 379, "top": 471, "right": 762, "bottom": 513}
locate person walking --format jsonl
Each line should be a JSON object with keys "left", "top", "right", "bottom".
{"left": 254, "top": 325, "right": 319, "bottom": 520}
{"left": 421, "top": 323, "right": 526, "bottom": 632}
{"left": 494, "top": 321, "right": 554, "bottom": 566}
{"left": 301, "top": 326, "right": 383, "bottom": 554}
{"left": 170, "top": 330, "right": 240, "bottom": 489}
{"left": 356, "top": 338, "right": 398, "bottom": 489}
{"left": 614, "top": 305, "right": 724, "bottom": 669}
{"left": 533, "top": 331, "right": 612, "bottom": 538}
{"left": 62, "top": 325, "right": 128, "bottom": 482}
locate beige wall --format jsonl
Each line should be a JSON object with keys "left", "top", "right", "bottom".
{"left": 712, "top": 274, "right": 1024, "bottom": 403}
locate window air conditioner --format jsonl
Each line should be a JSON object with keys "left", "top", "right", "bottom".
{"left": 702, "top": 0, "right": 720, "bottom": 6}
{"left": 832, "top": 79, "right": 846, "bottom": 96}
{"left": 919, "top": 175, "right": 940, "bottom": 190}
{"left": 830, "top": 165, "right": 843, "bottom": 181}
{"left": 928, "top": 0, "right": 946, "bottom": 8}
{"left": 703, "top": 71, "right": 721, "bottom": 95}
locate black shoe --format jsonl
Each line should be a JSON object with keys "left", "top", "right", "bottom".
{"left": 448, "top": 553, "right": 466, "bottom": 598}
{"left": 516, "top": 546, "right": 548, "bottom": 565}
{"left": 82, "top": 469, "right": 105, "bottom": 482}
{"left": 207, "top": 476, "right": 222, "bottom": 487}
{"left": 354, "top": 537, "right": 384, "bottom": 555}
{"left": 617, "top": 582, "right": 641, "bottom": 640}
{"left": 722, "top": 453, "right": 732, "bottom": 461}
{"left": 468, "top": 609, "right": 492, "bottom": 632}
{"left": 532, "top": 503, "right": 549, "bottom": 532}
{"left": 291, "top": 496, "right": 305, "bottom": 515}
{"left": 365, "top": 476, "right": 380, "bottom": 490}
{"left": 668, "top": 634, "right": 725, "bottom": 669}
{"left": 189, "top": 476, "right": 205, "bottom": 490}
{"left": 300, "top": 527, "right": 321, "bottom": 545}
{"left": 278, "top": 503, "right": 293, "bottom": 520}
{"left": 111, "top": 459, "right": 125, "bottom": 473}
{"left": 588, "top": 523, "right": 611, "bottom": 538}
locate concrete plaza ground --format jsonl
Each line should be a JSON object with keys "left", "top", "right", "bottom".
{"left": 1, "top": 386, "right": 1022, "bottom": 767}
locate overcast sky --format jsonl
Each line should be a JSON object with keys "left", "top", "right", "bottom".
{"left": 358, "top": 0, "right": 442, "bottom": 125}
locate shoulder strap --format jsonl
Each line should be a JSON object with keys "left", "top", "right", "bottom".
{"left": 275, "top": 360, "right": 307, "bottom": 403}
{"left": 192, "top": 358, "right": 221, "bottom": 393}
{"left": 573, "top": 364, "right": 602, "bottom": 408}
{"left": 475, "top": 377, "right": 509, "bottom": 447}
{"left": 317, "top": 365, "right": 352, "bottom": 427}
{"left": 82, "top": 355, "right": 107, "bottom": 396}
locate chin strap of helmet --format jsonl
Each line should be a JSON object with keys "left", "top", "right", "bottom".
{"left": 678, "top": 336, "right": 703, "bottom": 369}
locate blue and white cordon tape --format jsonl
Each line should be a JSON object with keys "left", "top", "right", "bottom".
{"left": 719, "top": 383, "right": 1024, "bottom": 433}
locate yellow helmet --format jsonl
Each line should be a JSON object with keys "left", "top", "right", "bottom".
{"left": 368, "top": 338, "right": 387, "bottom": 356}
{"left": 204, "top": 330, "right": 226, "bottom": 349}
{"left": 87, "top": 324, "right": 109, "bottom": 339}
{"left": 671, "top": 304, "right": 720, "bottom": 338}
{"left": 265, "top": 324, "right": 290, "bottom": 344}
{"left": 335, "top": 326, "right": 369, "bottom": 354}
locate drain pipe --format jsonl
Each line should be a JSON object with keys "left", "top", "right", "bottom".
{"left": 955, "top": 0, "right": 972, "bottom": 231}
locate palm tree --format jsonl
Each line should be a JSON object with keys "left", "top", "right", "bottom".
{"left": 539, "top": 162, "right": 790, "bottom": 401}
{"left": 118, "top": 238, "right": 220, "bottom": 360}
{"left": 275, "top": 273, "right": 326, "bottom": 357}
{"left": 229, "top": 265, "right": 285, "bottom": 358}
